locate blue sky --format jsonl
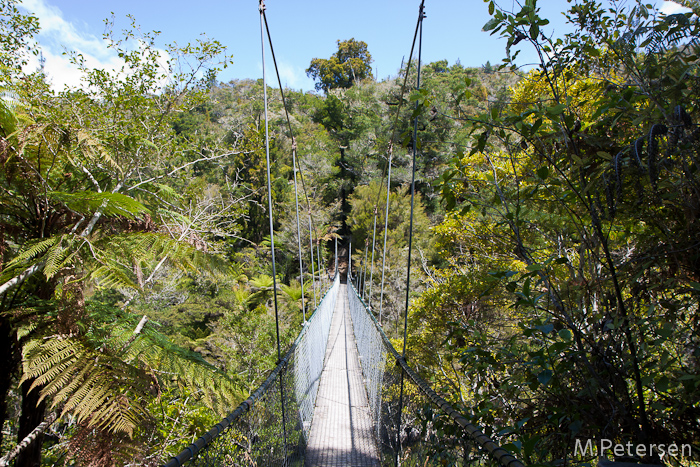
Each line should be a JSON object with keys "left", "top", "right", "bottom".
{"left": 20, "top": 0, "right": 690, "bottom": 93}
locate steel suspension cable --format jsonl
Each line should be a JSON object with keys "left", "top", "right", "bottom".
{"left": 397, "top": 1, "right": 425, "bottom": 464}
{"left": 308, "top": 213, "right": 318, "bottom": 308}
{"left": 258, "top": 0, "right": 288, "bottom": 458}
{"left": 367, "top": 206, "right": 378, "bottom": 306}
{"left": 378, "top": 147, "right": 392, "bottom": 324}
{"left": 261, "top": 7, "right": 322, "bottom": 312}
{"left": 372, "top": 6, "right": 425, "bottom": 326}
{"left": 292, "top": 142, "right": 307, "bottom": 322}
{"left": 361, "top": 238, "right": 369, "bottom": 299}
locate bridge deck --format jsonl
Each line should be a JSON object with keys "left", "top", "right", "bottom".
{"left": 305, "top": 283, "right": 381, "bottom": 466}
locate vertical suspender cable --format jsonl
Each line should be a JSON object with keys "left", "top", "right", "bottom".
{"left": 292, "top": 141, "right": 307, "bottom": 322}
{"left": 361, "top": 239, "right": 369, "bottom": 299}
{"left": 377, "top": 5, "right": 423, "bottom": 328}
{"left": 348, "top": 241, "right": 352, "bottom": 283}
{"left": 259, "top": 1, "right": 288, "bottom": 461}
{"left": 379, "top": 148, "right": 392, "bottom": 325}
{"left": 317, "top": 238, "right": 324, "bottom": 285}
{"left": 261, "top": 8, "right": 321, "bottom": 315}
{"left": 397, "top": 2, "right": 425, "bottom": 464}
{"left": 308, "top": 212, "right": 318, "bottom": 308}
{"left": 367, "top": 206, "right": 379, "bottom": 308}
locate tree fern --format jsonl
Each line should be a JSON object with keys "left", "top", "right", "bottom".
{"left": 76, "top": 129, "right": 122, "bottom": 174}
{"left": 47, "top": 191, "right": 150, "bottom": 220}
{"left": 21, "top": 304, "right": 241, "bottom": 438}
{"left": 2, "top": 237, "right": 59, "bottom": 271}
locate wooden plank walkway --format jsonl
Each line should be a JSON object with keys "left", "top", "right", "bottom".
{"left": 305, "top": 283, "right": 381, "bottom": 466}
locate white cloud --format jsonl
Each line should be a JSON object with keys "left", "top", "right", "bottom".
{"left": 259, "top": 60, "right": 314, "bottom": 91}
{"left": 20, "top": 0, "right": 171, "bottom": 91}
{"left": 658, "top": 1, "right": 692, "bottom": 15}
{"left": 282, "top": 62, "right": 315, "bottom": 91}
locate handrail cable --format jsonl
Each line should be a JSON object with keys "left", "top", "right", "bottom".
{"left": 348, "top": 282, "right": 525, "bottom": 467}
{"left": 259, "top": 0, "right": 288, "bottom": 459}
{"left": 261, "top": 6, "right": 321, "bottom": 308}
{"left": 397, "top": 1, "right": 425, "bottom": 463}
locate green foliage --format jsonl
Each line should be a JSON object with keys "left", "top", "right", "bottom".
{"left": 0, "top": 11, "right": 244, "bottom": 466}
{"left": 20, "top": 301, "right": 240, "bottom": 438}
{"left": 306, "top": 39, "right": 374, "bottom": 93}
{"left": 0, "top": 0, "right": 39, "bottom": 87}
{"left": 421, "top": 0, "right": 700, "bottom": 463}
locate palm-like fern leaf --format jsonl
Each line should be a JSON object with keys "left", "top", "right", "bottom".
{"left": 48, "top": 191, "right": 150, "bottom": 219}
{"left": 21, "top": 305, "right": 241, "bottom": 438}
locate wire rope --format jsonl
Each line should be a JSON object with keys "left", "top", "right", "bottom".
{"left": 367, "top": 206, "right": 378, "bottom": 306}
{"left": 258, "top": 0, "right": 288, "bottom": 458}
{"left": 361, "top": 238, "right": 369, "bottom": 300}
{"left": 261, "top": 6, "right": 323, "bottom": 314}
{"left": 292, "top": 143, "right": 307, "bottom": 322}
{"left": 378, "top": 149, "right": 392, "bottom": 325}
{"left": 370, "top": 4, "right": 427, "bottom": 326}
{"left": 397, "top": 1, "right": 425, "bottom": 463}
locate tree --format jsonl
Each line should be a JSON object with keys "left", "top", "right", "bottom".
{"left": 0, "top": 14, "right": 240, "bottom": 465}
{"left": 306, "top": 38, "right": 373, "bottom": 93}
{"left": 0, "top": 0, "right": 39, "bottom": 87}
{"left": 429, "top": 0, "right": 700, "bottom": 463}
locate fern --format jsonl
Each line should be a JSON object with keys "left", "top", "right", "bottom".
{"left": 76, "top": 129, "right": 122, "bottom": 174}
{"left": 87, "top": 232, "right": 224, "bottom": 293}
{"left": 20, "top": 302, "right": 242, "bottom": 439}
{"left": 3, "top": 236, "right": 60, "bottom": 270}
{"left": 47, "top": 191, "right": 150, "bottom": 219}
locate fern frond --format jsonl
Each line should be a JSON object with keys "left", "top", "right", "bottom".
{"left": 48, "top": 191, "right": 150, "bottom": 219}
{"left": 76, "top": 129, "right": 122, "bottom": 174}
{"left": 91, "top": 264, "right": 139, "bottom": 290}
{"left": 22, "top": 335, "right": 149, "bottom": 437}
{"left": 4, "top": 236, "right": 60, "bottom": 270}
{"left": 43, "top": 238, "right": 70, "bottom": 279}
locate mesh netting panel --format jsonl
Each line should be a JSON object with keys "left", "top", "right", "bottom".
{"left": 164, "top": 275, "right": 339, "bottom": 467}
{"left": 347, "top": 280, "right": 387, "bottom": 444}
{"left": 294, "top": 274, "right": 339, "bottom": 438}
{"left": 346, "top": 281, "right": 521, "bottom": 467}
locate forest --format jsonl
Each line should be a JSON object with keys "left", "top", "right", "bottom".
{"left": 1, "top": 0, "right": 699, "bottom": 465}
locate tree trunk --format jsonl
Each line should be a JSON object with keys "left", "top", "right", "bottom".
{"left": 14, "top": 379, "right": 46, "bottom": 467}
{"left": 0, "top": 315, "right": 19, "bottom": 455}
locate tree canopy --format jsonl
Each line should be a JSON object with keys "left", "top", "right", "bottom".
{"left": 306, "top": 38, "right": 374, "bottom": 93}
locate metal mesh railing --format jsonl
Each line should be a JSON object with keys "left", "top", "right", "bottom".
{"left": 162, "top": 274, "right": 339, "bottom": 467}
{"left": 346, "top": 281, "right": 525, "bottom": 467}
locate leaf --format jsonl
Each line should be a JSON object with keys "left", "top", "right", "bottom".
{"left": 4, "top": 237, "right": 60, "bottom": 270}
{"left": 483, "top": 18, "right": 501, "bottom": 32}
{"left": 537, "top": 369, "right": 553, "bottom": 386}
{"left": 530, "top": 23, "right": 539, "bottom": 40}
{"left": 547, "top": 103, "right": 567, "bottom": 116}
{"left": 558, "top": 329, "right": 573, "bottom": 342}
{"left": 48, "top": 191, "right": 150, "bottom": 219}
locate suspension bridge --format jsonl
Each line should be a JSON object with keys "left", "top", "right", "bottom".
{"left": 162, "top": 1, "right": 525, "bottom": 466}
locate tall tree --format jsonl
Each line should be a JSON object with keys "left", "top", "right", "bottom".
{"left": 306, "top": 38, "right": 373, "bottom": 93}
